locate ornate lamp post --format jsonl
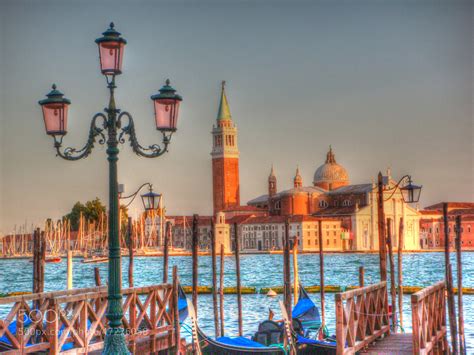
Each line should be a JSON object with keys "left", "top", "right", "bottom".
{"left": 38, "top": 23, "right": 182, "bottom": 354}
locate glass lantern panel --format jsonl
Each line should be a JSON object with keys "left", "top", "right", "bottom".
{"left": 98, "top": 42, "right": 124, "bottom": 74}
{"left": 42, "top": 103, "right": 68, "bottom": 135}
{"left": 154, "top": 100, "right": 180, "bottom": 131}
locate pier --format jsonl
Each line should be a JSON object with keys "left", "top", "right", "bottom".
{"left": 336, "top": 280, "right": 447, "bottom": 354}
{"left": 0, "top": 283, "right": 183, "bottom": 354}
{"left": 0, "top": 279, "right": 448, "bottom": 354}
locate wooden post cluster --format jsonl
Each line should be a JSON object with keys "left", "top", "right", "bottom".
{"left": 163, "top": 221, "right": 171, "bottom": 284}
{"left": 386, "top": 218, "right": 397, "bottom": 332}
{"left": 443, "top": 203, "right": 458, "bottom": 353}
{"left": 234, "top": 222, "right": 243, "bottom": 336}
{"left": 192, "top": 214, "right": 199, "bottom": 316}
{"left": 455, "top": 216, "right": 466, "bottom": 355}
{"left": 283, "top": 217, "right": 292, "bottom": 322}
{"left": 318, "top": 219, "right": 325, "bottom": 327}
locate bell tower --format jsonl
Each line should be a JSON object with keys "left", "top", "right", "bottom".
{"left": 211, "top": 81, "right": 240, "bottom": 214}
{"left": 268, "top": 165, "right": 277, "bottom": 197}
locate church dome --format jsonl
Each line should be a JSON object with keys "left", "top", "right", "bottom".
{"left": 313, "top": 147, "right": 349, "bottom": 190}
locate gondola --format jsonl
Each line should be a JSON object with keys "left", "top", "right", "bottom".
{"left": 188, "top": 284, "right": 337, "bottom": 354}
{"left": 291, "top": 285, "right": 337, "bottom": 354}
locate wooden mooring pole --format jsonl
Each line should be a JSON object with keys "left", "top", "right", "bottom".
{"left": 443, "top": 203, "right": 458, "bottom": 353}
{"left": 359, "top": 266, "right": 364, "bottom": 287}
{"left": 192, "top": 214, "right": 199, "bottom": 316}
{"left": 94, "top": 267, "right": 102, "bottom": 286}
{"left": 219, "top": 243, "right": 225, "bottom": 337}
{"left": 455, "top": 216, "right": 466, "bottom": 354}
{"left": 67, "top": 221, "right": 73, "bottom": 290}
{"left": 398, "top": 218, "right": 404, "bottom": 331}
{"left": 210, "top": 219, "right": 220, "bottom": 337}
{"left": 234, "top": 222, "right": 243, "bottom": 336}
{"left": 377, "top": 172, "right": 387, "bottom": 282}
{"left": 172, "top": 266, "right": 181, "bottom": 355}
{"left": 128, "top": 217, "right": 134, "bottom": 288}
{"left": 163, "top": 221, "right": 171, "bottom": 284}
{"left": 39, "top": 231, "right": 45, "bottom": 293}
{"left": 318, "top": 220, "right": 325, "bottom": 328}
{"left": 283, "top": 217, "right": 292, "bottom": 323}
{"left": 386, "top": 218, "right": 397, "bottom": 332}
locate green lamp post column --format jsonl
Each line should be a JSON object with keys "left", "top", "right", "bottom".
{"left": 39, "top": 23, "right": 183, "bottom": 354}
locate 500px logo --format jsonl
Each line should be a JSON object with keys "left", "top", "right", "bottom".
{"left": 27, "top": 308, "right": 72, "bottom": 324}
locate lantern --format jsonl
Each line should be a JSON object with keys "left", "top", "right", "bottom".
{"left": 95, "top": 22, "right": 127, "bottom": 76}
{"left": 400, "top": 177, "right": 422, "bottom": 203}
{"left": 150, "top": 79, "right": 182, "bottom": 132}
{"left": 141, "top": 187, "right": 161, "bottom": 211}
{"left": 38, "top": 84, "right": 71, "bottom": 136}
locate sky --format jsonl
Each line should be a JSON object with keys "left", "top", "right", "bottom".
{"left": 0, "top": 0, "right": 472, "bottom": 235}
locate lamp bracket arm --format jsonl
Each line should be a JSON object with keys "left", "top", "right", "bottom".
{"left": 120, "top": 183, "right": 153, "bottom": 201}
{"left": 118, "top": 111, "right": 169, "bottom": 158}
{"left": 383, "top": 175, "right": 411, "bottom": 201}
{"left": 53, "top": 113, "right": 107, "bottom": 161}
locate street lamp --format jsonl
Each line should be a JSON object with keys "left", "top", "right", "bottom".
{"left": 38, "top": 23, "right": 182, "bottom": 354}
{"left": 119, "top": 182, "right": 162, "bottom": 211}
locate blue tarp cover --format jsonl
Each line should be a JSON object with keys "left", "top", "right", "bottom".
{"left": 296, "top": 334, "right": 336, "bottom": 346}
{"left": 292, "top": 286, "right": 321, "bottom": 326}
{"left": 216, "top": 336, "right": 266, "bottom": 348}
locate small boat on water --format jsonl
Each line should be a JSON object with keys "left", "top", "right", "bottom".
{"left": 81, "top": 256, "right": 108, "bottom": 264}
{"left": 29, "top": 256, "right": 62, "bottom": 263}
{"left": 188, "top": 284, "right": 337, "bottom": 354}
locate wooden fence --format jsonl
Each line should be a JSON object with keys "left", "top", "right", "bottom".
{"left": 0, "top": 284, "right": 178, "bottom": 354}
{"left": 411, "top": 280, "right": 448, "bottom": 354}
{"left": 335, "top": 281, "right": 390, "bottom": 355}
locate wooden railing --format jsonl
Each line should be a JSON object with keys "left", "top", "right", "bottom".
{"left": 0, "top": 284, "right": 178, "bottom": 354}
{"left": 411, "top": 280, "right": 448, "bottom": 355}
{"left": 335, "top": 281, "right": 390, "bottom": 355}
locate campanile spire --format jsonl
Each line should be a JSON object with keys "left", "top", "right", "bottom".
{"left": 211, "top": 81, "right": 240, "bottom": 214}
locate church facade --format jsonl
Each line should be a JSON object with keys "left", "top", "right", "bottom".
{"left": 247, "top": 149, "right": 422, "bottom": 251}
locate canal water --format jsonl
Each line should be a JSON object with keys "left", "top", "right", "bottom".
{"left": 1, "top": 252, "right": 473, "bottom": 351}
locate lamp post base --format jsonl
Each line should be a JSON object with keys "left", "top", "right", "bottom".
{"left": 103, "top": 328, "right": 130, "bottom": 355}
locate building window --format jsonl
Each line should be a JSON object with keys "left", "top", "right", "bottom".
{"left": 334, "top": 200, "right": 339, "bottom": 207}
{"left": 319, "top": 200, "right": 328, "bottom": 208}
{"left": 342, "top": 200, "right": 352, "bottom": 207}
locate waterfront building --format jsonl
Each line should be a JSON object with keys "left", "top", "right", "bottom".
{"left": 247, "top": 149, "right": 421, "bottom": 251}
{"left": 419, "top": 202, "right": 474, "bottom": 249}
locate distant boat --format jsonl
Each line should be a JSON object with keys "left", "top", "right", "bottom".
{"left": 82, "top": 256, "right": 108, "bottom": 264}
{"left": 29, "top": 257, "right": 62, "bottom": 263}
{"left": 46, "top": 257, "right": 62, "bottom": 263}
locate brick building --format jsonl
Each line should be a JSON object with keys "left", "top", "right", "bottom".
{"left": 211, "top": 81, "right": 240, "bottom": 214}
{"left": 419, "top": 203, "right": 474, "bottom": 249}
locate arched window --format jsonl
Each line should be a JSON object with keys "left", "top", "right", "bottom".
{"left": 319, "top": 200, "right": 328, "bottom": 208}
{"left": 342, "top": 200, "right": 352, "bottom": 207}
